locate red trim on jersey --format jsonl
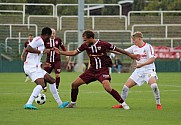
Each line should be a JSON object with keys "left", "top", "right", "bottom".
{"left": 149, "top": 45, "right": 153, "bottom": 55}
{"left": 61, "top": 45, "right": 66, "bottom": 51}
{"left": 138, "top": 42, "right": 146, "bottom": 48}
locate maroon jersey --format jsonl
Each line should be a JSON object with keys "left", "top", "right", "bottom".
{"left": 44, "top": 36, "right": 66, "bottom": 62}
{"left": 77, "top": 40, "right": 115, "bottom": 69}
{"left": 24, "top": 40, "right": 31, "bottom": 48}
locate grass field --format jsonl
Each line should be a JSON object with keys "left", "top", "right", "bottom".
{"left": 0, "top": 72, "right": 181, "bottom": 125}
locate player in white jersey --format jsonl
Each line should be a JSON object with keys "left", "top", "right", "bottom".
{"left": 112, "top": 31, "right": 162, "bottom": 110}
{"left": 23, "top": 27, "right": 69, "bottom": 110}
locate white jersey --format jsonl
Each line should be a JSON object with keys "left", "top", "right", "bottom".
{"left": 125, "top": 42, "right": 156, "bottom": 71}
{"left": 24, "top": 36, "right": 45, "bottom": 68}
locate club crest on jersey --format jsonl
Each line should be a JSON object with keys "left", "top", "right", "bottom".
{"left": 148, "top": 74, "right": 151, "bottom": 77}
{"left": 102, "top": 74, "right": 110, "bottom": 78}
{"left": 97, "top": 46, "right": 101, "bottom": 50}
{"left": 55, "top": 41, "right": 58, "bottom": 45}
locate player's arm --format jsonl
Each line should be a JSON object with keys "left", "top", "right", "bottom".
{"left": 109, "top": 50, "right": 122, "bottom": 55}
{"left": 26, "top": 45, "right": 50, "bottom": 54}
{"left": 54, "top": 47, "right": 79, "bottom": 56}
{"left": 114, "top": 47, "right": 140, "bottom": 60}
{"left": 20, "top": 48, "right": 26, "bottom": 61}
{"left": 136, "top": 57, "right": 155, "bottom": 68}
{"left": 59, "top": 50, "right": 79, "bottom": 56}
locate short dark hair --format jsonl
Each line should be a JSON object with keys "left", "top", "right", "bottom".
{"left": 28, "top": 33, "right": 33, "bottom": 37}
{"left": 82, "top": 30, "right": 94, "bottom": 39}
{"left": 41, "top": 27, "right": 52, "bottom": 35}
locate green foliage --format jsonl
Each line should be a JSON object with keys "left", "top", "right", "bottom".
{"left": 144, "top": 0, "right": 181, "bottom": 11}
{"left": 132, "top": 0, "right": 145, "bottom": 11}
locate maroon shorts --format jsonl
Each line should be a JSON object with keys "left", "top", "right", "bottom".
{"left": 44, "top": 61, "right": 61, "bottom": 74}
{"left": 79, "top": 67, "right": 111, "bottom": 84}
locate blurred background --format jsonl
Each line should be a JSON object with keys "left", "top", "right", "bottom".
{"left": 0, "top": 0, "right": 181, "bottom": 72}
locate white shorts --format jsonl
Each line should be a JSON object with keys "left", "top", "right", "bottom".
{"left": 24, "top": 65, "right": 47, "bottom": 82}
{"left": 130, "top": 68, "right": 158, "bottom": 86}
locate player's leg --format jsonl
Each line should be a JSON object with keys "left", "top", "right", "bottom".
{"left": 44, "top": 73, "right": 69, "bottom": 108}
{"left": 43, "top": 63, "right": 53, "bottom": 91}
{"left": 101, "top": 80, "right": 130, "bottom": 110}
{"left": 24, "top": 78, "right": 45, "bottom": 110}
{"left": 66, "top": 77, "right": 86, "bottom": 108}
{"left": 24, "top": 74, "right": 30, "bottom": 82}
{"left": 54, "top": 61, "right": 61, "bottom": 89}
{"left": 148, "top": 76, "right": 162, "bottom": 110}
{"left": 112, "top": 71, "right": 139, "bottom": 108}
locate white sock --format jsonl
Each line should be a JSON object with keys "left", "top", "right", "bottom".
{"left": 49, "top": 83, "right": 62, "bottom": 106}
{"left": 26, "top": 85, "right": 42, "bottom": 104}
{"left": 150, "top": 83, "right": 161, "bottom": 104}
{"left": 121, "top": 85, "right": 129, "bottom": 101}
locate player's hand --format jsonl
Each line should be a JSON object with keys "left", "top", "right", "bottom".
{"left": 53, "top": 47, "right": 60, "bottom": 54}
{"left": 136, "top": 63, "right": 143, "bottom": 68}
{"left": 20, "top": 56, "right": 24, "bottom": 61}
{"left": 66, "top": 56, "right": 70, "bottom": 62}
{"left": 130, "top": 54, "right": 140, "bottom": 60}
{"left": 43, "top": 49, "right": 51, "bottom": 54}
{"left": 41, "top": 62, "right": 51, "bottom": 69}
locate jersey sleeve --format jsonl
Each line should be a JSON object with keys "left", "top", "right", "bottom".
{"left": 104, "top": 41, "right": 116, "bottom": 51}
{"left": 125, "top": 46, "right": 134, "bottom": 53}
{"left": 77, "top": 43, "right": 86, "bottom": 53}
{"left": 147, "top": 44, "right": 155, "bottom": 58}
{"left": 29, "top": 38, "right": 42, "bottom": 49}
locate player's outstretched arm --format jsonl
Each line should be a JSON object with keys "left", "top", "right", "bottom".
{"left": 136, "top": 57, "right": 155, "bottom": 68}
{"left": 54, "top": 47, "right": 79, "bottom": 56}
{"left": 114, "top": 47, "right": 140, "bottom": 60}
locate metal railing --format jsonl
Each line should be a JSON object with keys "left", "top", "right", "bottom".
{"left": 128, "top": 11, "right": 181, "bottom": 25}
{"left": 63, "top": 30, "right": 132, "bottom": 45}
{"left": 60, "top": 15, "right": 127, "bottom": 31}
{"left": 0, "top": 24, "right": 38, "bottom": 38}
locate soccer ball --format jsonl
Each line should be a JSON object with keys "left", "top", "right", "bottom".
{"left": 35, "top": 93, "right": 46, "bottom": 105}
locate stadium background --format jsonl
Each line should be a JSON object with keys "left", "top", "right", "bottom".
{"left": 0, "top": 0, "right": 181, "bottom": 72}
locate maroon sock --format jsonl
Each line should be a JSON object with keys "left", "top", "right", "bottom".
{"left": 56, "top": 77, "right": 60, "bottom": 89}
{"left": 71, "top": 88, "right": 79, "bottom": 102}
{"left": 110, "top": 89, "right": 124, "bottom": 103}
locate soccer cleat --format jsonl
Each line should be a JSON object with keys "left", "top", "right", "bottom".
{"left": 25, "top": 76, "right": 30, "bottom": 82}
{"left": 66, "top": 102, "right": 76, "bottom": 108}
{"left": 156, "top": 104, "right": 162, "bottom": 110}
{"left": 58, "top": 101, "right": 69, "bottom": 108}
{"left": 24, "top": 104, "right": 38, "bottom": 110}
{"left": 112, "top": 104, "right": 123, "bottom": 108}
{"left": 121, "top": 102, "right": 130, "bottom": 110}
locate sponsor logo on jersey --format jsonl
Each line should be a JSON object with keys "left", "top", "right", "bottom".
{"left": 102, "top": 74, "right": 110, "bottom": 78}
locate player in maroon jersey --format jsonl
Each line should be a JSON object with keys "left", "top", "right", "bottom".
{"left": 21, "top": 33, "right": 33, "bottom": 82}
{"left": 44, "top": 28, "right": 69, "bottom": 90}
{"left": 55, "top": 30, "right": 140, "bottom": 109}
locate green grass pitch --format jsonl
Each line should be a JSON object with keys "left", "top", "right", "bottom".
{"left": 0, "top": 72, "right": 181, "bottom": 125}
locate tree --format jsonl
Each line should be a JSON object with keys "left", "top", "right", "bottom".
{"left": 132, "top": 0, "right": 145, "bottom": 11}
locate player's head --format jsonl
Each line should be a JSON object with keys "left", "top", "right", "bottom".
{"left": 28, "top": 33, "right": 33, "bottom": 42}
{"left": 41, "top": 27, "right": 52, "bottom": 42}
{"left": 131, "top": 31, "right": 143, "bottom": 45}
{"left": 82, "top": 30, "right": 95, "bottom": 45}
{"left": 51, "top": 28, "right": 56, "bottom": 39}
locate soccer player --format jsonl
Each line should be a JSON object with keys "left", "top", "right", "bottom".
{"left": 55, "top": 30, "right": 140, "bottom": 109}
{"left": 21, "top": 33, "right": 33, "bottom": 82}
{"left": 112, "top": 31, "right": 162, "bottom": 110}
{"left": 44, "top": 28, "right": 69, "bottom": 90}
{"left": 23, "top": 27, "right": 69, "bottom": 110}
